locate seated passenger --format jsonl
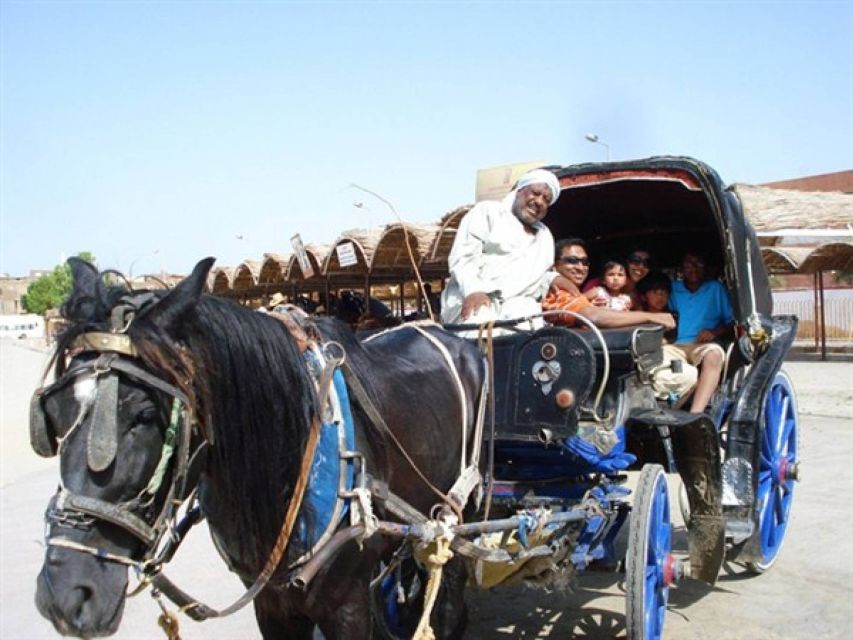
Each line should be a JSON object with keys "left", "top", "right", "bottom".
{"left": 589, "top": 260, "right": 633, "bottom": 310}
{"left": 636, "top": 271, "right": 699, "bottom": 405}
{"left": 542, "top": 238, "right": 675, "bottom": 330}
{"left": 667, "top": 251, "right": 734, "bottom": 414}
{"left": 584, "top": 246, "right": 653, "bottom": 309}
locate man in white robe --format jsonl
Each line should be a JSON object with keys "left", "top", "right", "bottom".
{"left": 441, "top": 169, "right": 573, "bottom": 328}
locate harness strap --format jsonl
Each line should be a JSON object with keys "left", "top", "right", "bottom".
{"left": 406, "top": 324, "right": 469, "bottom": 474}
{"left": 47, "top": 537, "right": 142, "bottom": 567}
{"left": 340, "top": 359, "right": 463, "bottom": 523}
{"left": 152, "top": 412, "right": 324, "bottom": 620}
{"left": 60, "top": 491, "right": 157, "bottom": 545}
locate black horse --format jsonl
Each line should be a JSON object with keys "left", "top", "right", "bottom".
{"left": 34, "top": 257, "right": 485, "bottom": 639}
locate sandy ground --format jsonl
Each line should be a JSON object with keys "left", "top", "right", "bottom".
{"left": 2, "top": 338, "right": 851, "bottom": 639}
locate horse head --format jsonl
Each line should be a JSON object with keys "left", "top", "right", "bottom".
{"left": 34, "top": 257, "right": 213, "bottom": 637}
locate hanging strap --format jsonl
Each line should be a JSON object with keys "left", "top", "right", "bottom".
{"left": 152, "top": 412, "right": 323, "bottom": 620}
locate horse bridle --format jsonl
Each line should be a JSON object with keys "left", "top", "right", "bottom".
{"left": 32, "top": 333, "right": 205, "bottom": 572}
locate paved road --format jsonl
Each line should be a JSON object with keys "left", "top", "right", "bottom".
{"left": 2, "top": 339, "right": 851, "bottom": 639}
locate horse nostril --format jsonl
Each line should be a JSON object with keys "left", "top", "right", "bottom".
{"left": 69, "top": 585, "right": 94, "bottom": 628}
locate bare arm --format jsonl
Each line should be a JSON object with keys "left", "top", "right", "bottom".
{"left": 580, "top": 306, "right": 676, "bottom": 330}
{"left": 550, "top": 275, "right": 581, "bottom": 297}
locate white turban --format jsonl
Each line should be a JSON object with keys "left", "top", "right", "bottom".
{"left": 516, "top": 169, "right": 561, "bottom": 205}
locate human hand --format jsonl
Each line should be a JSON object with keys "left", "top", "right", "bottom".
{"left": 551, "top": 275, "right": 580, "bottom": 297}
{"left": 461, "top": 292, "right": 492, "bottom": 320}
{"left": 586, "top": 287, "right": 608, "bottom": 306}
{"left": 696, "top": 329, "right": 716, "bottom": 343}
{"left": 651, "top": 313, "right": 676, "bottom": 330}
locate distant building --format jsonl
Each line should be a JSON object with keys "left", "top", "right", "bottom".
{"left": 0, "top": 269, "right": 51, "bottom": 315}
{"left": 762, "top": 169, "right": 853, "bottom": 194}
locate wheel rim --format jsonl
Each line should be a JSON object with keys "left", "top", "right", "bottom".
{"left": 756, "top": 372, "right": 798, "bottom": 566}
{"left": 643, "top": 475, "right": 671, "bottom": 639}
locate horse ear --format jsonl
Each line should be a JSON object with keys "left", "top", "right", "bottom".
{"left": 61, "top": 257, "right": 103, "bottom": 322}
{"left": 147, "top": 257, "right": 215, "bottom": 333}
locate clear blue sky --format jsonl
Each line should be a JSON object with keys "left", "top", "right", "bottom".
{"left": 2, "top": 1, "right": 851, "bottom": 277}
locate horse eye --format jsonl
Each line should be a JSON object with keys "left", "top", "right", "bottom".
{"left": 135, "top": 407, "right": 160, "bottom": 425}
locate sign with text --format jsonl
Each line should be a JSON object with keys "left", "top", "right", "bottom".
{"left": 475, "top": 160, "right": 547, "bottom": 202}
{"left": 290, "top": 234, "right": 314, "bottom": 278}
{"left": 335, "top": 241, "right": 358, "bottom": 268}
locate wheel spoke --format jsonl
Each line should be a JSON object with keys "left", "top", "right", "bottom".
{"left": 782, "top": 418, "right": 796, "bottom": 454}
{"left": 774, "top": 396, "right": 789, "bottom": 453}
{"left": 774, "top": 485, "right": 787, "bottom": 524}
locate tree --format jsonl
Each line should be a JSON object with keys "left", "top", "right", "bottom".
{"left": 21, "top": 252, "right": 96, "bottom": 315}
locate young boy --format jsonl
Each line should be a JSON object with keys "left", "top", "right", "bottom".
{"left": 637, "top": 271, "right": 698, "bottom": 405}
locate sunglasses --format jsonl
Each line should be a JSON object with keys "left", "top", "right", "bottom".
{"left": 627, "top": 254, "right": 651, "bottom": 266}
{"left": 559, "top": 256, "right": 590, "bottom": 266}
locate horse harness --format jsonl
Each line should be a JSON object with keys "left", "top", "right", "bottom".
{"left": 32, "top": 305, "right": 486, "bottom": 630}
{"left": 31, "top": 332, "right": 204, "bottom": 572}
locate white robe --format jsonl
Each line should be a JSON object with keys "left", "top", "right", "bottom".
{"left": 441, "top": 192, "right": 557, "bottom": 327}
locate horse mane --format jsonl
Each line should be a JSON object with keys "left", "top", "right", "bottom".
{"left": 153, "top": 296, "right": 318, "bottom": 566}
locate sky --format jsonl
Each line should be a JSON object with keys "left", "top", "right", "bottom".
{"left": 1, "top": 1, "right": 851, "bottom": 278}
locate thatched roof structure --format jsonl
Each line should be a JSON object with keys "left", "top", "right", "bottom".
{"left": 210, "top": 267, "right": 235, "bottom": 294}
{"left": 733, "top": 184, "right": 853, "bottom": 232}
{"left": 324, "top": 229, "right": 382, "bottom": 278}
{"left": 287, "top": 244, "right": 329, "bottom": 282}
{"left": 762, "top": 242, "right": 853, "bottom": 274}
{"left": 372, "top": 223, "right": 440, "bottom": 275}
{"left": 259, "top": 253, "right": 291, "bottom": 286}
{"left": 426, "top": 205, "right": 472, "bottom": 265}
{"left": 232, "top": 260, "right": 261, "bottom": 291}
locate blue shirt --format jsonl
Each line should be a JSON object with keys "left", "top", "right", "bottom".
{"left": 669, "top": 279, "right": 733, "bottom": 343}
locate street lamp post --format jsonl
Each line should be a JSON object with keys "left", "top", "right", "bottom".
{"left": 584, "top": 133, "right": 611, "bottom": 161}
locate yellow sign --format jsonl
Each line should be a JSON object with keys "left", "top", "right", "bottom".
{"left": 475, "top": 160, "right": 548, "bottom": 202}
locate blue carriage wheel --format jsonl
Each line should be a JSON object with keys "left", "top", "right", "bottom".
{"left": 626, "top": 464, "right": 682, "bottom": 640}
{"left": 747, "top": 370, "right": 799, "bottom": 574}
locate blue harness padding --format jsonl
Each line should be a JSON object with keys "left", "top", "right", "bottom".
{"left": 561, "top": 425, "right": 636, "bottom": 474}
{"left": 292, "top": 368, "right": 356, "bottom": 562}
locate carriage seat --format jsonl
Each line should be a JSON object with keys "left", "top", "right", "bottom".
{"left": 482, "top": 324, "right": 663, "bottom": 443}
{"left": 567, "top": 324, "right": 664, "bottom": 376}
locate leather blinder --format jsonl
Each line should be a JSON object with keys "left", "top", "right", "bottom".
{"left": 30, "top": 391, "right": 57, "bottom": 458}
{"left": 87, "top": 374, "right": 119, "bottom": 472}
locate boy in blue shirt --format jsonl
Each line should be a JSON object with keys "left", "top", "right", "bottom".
{"left": 668, "top": 252, "right": 734, "bottom": 413}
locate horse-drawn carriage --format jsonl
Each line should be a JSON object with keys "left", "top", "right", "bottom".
{"left": 31, "top": 157, "right": 798, "bottom": 640}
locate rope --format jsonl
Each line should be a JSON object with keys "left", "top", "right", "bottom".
{"left": 477, "top": 321, "right": 497, "bottom": 521}
{"left": 412, "top": 535, "right": 454, "bottom": 640}
{"left": 155, "top": 592, "right": 182, "bottom": 640}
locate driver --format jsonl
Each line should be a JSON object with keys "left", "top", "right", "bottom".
{"left": 440, "top": 169, "right": 578, "bottom": 327}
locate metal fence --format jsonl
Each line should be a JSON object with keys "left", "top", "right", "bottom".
{"left": 772, "top": 289, "right": 853, "bottom": 341}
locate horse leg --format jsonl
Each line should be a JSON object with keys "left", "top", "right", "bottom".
{"left": 314, "top": 585, "right": 372, "bottom": 640}
{"left": 252, "top": 589, "right": 315, "bottom": 640}
{"left": 432, "top": 556, "right": 469, "bottom": 640}
{"left": 306, "top": 542, "right": 381, "bottom": 640}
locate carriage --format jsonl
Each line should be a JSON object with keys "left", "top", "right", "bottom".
{"left": 31, "top": 156, "right": 798, "bottom": 640}
{"left": 372, "top": 156, "right": 801, "bottom": 639}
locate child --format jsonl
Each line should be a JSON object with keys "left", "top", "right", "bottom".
{"left": 637, "top": 271, "right": 698, "bottom": 404}
{"left": 584, "top": 260, "right": 633, "bottom": 310}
